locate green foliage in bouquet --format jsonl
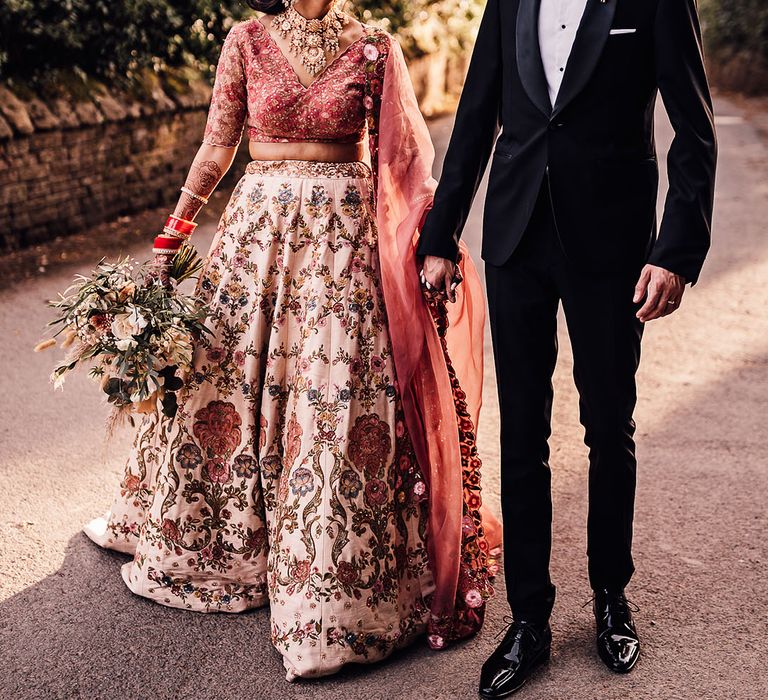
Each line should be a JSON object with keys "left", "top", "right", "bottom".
{"left": 169, "top": 242, "right": 205, "bottom": 283}
{"left": 38, "top": 245, "right": 209, "bottom": 420}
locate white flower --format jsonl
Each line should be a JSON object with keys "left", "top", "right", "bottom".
{"left": 127, "top": 306, "right": 148, "bottom": 332}
{"left": 111, "top": 315, "right": 132, "bottom": 340}
{"left": 51, "top": 371, "right": 67, "bottom": 390}
{"left": 115, "top": 337, "right": 136, "bottom": 352}
{"left": 464, "top": 588, "right": 484, "bottom": 609}
{"left": 157, "top": 327, "right": 194, "bottom": 368}
{"left": 111, "top": 306, "right": 148, "bottom": 339}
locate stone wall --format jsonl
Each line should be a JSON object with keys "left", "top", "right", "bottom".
{"left": 0, "top": 80, "right": 223, "bottom": 253}
{"left": 0, "top": 53, "right": 464, "bottom": 254}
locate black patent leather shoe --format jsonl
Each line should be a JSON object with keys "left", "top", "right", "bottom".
{"left": 593, "top": 588, "right": 640, "bottom": 673}
{"left": 479, "top": 620, "right": 551, "bottom": 698}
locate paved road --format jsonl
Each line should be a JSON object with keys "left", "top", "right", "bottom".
{"left": 1, "top": 96, "right": 766, "bottom": 700}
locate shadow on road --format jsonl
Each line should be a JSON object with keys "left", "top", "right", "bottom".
{"left": 0, "top": 533, "right": 490, "bottom": 700}
{"left": 3, "top": 345, "right": 764, "bottom": 700}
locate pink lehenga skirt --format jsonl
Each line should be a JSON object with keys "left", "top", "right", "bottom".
{"left": 85, "top": 160, "right": 437, "bottom": 680}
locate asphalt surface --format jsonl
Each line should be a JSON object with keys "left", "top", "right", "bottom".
{"left": 1, "top": 96, "right": 766, "bottom": 700}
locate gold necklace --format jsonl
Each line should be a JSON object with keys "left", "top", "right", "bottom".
{"left": 277, "top": 3, "right": 347, "bottom": 77}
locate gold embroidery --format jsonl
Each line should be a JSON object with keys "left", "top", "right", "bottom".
{"left": 245, "top": 159, "right": 371, "bottom": 180}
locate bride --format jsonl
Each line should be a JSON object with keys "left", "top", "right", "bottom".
{"left": 85, "top": 0, "right": 500, "bottom": 680}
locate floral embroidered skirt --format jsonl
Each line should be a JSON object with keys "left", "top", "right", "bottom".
{"left": 84, "top": 160, "right": 436, "bottom": 680}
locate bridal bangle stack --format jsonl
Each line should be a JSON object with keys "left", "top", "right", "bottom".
{"left": 152, "top": 215, "right": 198, "bottom": 255}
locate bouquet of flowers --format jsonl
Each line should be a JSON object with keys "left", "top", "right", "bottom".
{"left": 35, "top": 244, "right": 210, "bottom": 422}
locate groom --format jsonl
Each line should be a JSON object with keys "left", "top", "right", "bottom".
{"left": 418, "top": 0, "right": 716, "bottom": 695}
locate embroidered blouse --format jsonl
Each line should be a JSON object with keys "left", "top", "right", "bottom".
{"left": 203, "top": 18, "right": 379, "bottom": 147}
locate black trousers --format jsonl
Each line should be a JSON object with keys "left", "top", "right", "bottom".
{"left": 486, "top": 180, "right": 644, "bottom": 624}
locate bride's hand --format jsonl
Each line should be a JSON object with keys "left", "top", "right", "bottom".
{"left": 420, "top": 255, "right": 458, "bottom": 303}
{"left": 146, "top": 253, "right": 174, "bottom": 289}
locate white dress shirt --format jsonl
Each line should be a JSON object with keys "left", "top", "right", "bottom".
{"left": 538, "top": 0, "right": 589, "bottom": 106}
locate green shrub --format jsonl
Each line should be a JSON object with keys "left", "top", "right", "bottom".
{"left": 700, "top": 0, "right": 768, "bottom": 63}
{"left": 700, "top": 0, "right": 768, "bottom": 93}
{"left": 0, "top": 0, "right": 486, "bottom": 86}
{"left": 0, "top": 0, "right": 250, "bottom": 85}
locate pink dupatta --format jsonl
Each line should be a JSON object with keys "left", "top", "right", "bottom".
{"left": 364, "top": 31, "right": 502, "bottom": 647}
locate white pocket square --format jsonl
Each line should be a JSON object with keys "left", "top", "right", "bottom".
{"left": 610, "top": 28, "right": 637, "bottom": 35}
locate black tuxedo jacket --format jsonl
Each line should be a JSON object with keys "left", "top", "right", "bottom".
{"left": 417, "top": 0, "right": 717, "bottom": 283}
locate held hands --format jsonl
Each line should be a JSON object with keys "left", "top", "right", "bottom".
{"left": 633, "top": 263, "right": 686, "bottom": 322}
{"left": 420, "top": 255, "right": 458, "bottom": 303}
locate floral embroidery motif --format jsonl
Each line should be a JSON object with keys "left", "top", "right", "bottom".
{"left": 96, "top": 161, "right": 434, "bottom": 679}
{"left": 363, "top": 32, "right": 390, "bottom": 194}
{"left": 339, "top": 468, "right": 363, "bottom": 499}
{"left": 245, "top": 160, "right": 370, "bottom": 179}
{"left": 288, "top": 467, "right": 314, "bottom": 496}
{"left": 146, "top": 568, "right": 267, "bottom": 609}
{"left": 233, "top": 453, "right": 257, "bottom": 478}
{"left": 193, "top": 400, "right": 242, "bottom": 458}
{"left": 349, "top": 413, "right": 391, "bottom": 477}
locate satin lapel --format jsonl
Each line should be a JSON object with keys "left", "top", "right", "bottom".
{"left": 552, "top": 0, "right": 617, "bottom": 117}
{"left": 516, "top": 0, "right": 551, "bottom": 117}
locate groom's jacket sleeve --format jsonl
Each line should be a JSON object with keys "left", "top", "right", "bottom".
{"left": 648, "top": 0, "right": 717, "bottom": 284}
{"left": 416, "top": 0, "right": 502, "bottom": 263}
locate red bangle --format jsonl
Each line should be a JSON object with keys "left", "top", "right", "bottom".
{"left": 165, "top": 215, "right": 197, "bottom": 235}
{"left": 153, "top": 236, "right": 183, "bottom": 254}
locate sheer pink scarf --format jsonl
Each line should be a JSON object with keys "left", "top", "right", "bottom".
{"left": 373, "top": 36, "right": 502, "bottom": 644}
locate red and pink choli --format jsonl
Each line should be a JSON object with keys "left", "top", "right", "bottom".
{"left": 202, "top": 19, "right": 372, "bottom": 148}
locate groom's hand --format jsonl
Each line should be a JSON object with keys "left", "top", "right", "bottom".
{"left": 421, "top": 255, "right": 457, "bottom": 303}
{"left": 633, "top": 264, "right": 686, "bottom": 322}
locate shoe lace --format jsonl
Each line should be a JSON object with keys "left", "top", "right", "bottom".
{"left": 582, "top": 595, "right": 640, "bottom": 613}
{"left": 495, "top": 615, "right": 540, "bottom": 642}
{"left": 495, "top": 615, "right": 515, "bottom": 640}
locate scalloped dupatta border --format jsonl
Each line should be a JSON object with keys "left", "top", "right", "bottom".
{"left": 363, "top": 29, "right": 502, "bottom": 649}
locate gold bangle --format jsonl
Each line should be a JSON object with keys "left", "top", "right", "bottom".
{"left": 162, "top": 227, "right": 190, "bottom": 239}
{"left": 167, "top": 214, "right": 197, "bottom": 228}
{"left": 180, "top": 186, "right": 209, "bottom": 205}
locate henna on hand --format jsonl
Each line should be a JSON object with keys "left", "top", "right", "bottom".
{"left": 148, "top": 253, "right": 174, "bottom": 288}
{"left": 421, "top": 255, "right": 458, "bottom": 303}
{"left": 174, "top": 159, "right": 224, "bottom": 221}
{"left": 153, "top": 252, "right": 174, "bottom": 266}
{"left": 175, "top": 192, "right": 204, "bottom": 221}
{"left": 187, "top": 160, "right": 223, "bottom": 198}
